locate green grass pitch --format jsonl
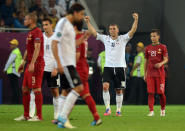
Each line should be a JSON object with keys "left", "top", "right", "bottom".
{"left": 0, "top": 105, "right": 185, "bottom": 131}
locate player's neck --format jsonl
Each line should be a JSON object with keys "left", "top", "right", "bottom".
{"left": 66, "top": 14, "right": 74, "bottom": 23}
{"left": 111, "top": 35, "right": 118, "bottom": 40}
{"left": 29, "top": 24, "right": 37, "bottom": 30}
{"left": 45, "top": 31, "right": 53, "bottom": 37}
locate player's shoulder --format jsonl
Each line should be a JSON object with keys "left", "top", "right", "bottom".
{"left": 160, "top": 43, "right": 167, "bottom": 48}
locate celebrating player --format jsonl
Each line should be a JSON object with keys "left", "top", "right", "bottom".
{"left": 51, "top": 3, "right": 86, "bottom": 128}
{"left": 14, "top": 13, "right": 45, "bottom": 121}
{"left": 84, "top": 13, "right": 138, "bottom": 116}
{"left": 74, "top": 21, "right": 102, "bottom": 126}
{"left": 144, "top": 29, "right": 168, "bottom": 116}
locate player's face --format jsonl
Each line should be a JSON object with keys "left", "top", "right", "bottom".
{"left": 109, "top": 25, "right": 119, "bottom": 37}
{"left": 73, "top": 10, "right": 85, "bottom": 22}
{"left": 24, "top": 15, "right": 31, "bottom": 27}
{"left": 151, "top": 32, "right": 160, "bottom": 43}
{"left": 42, "top": 21, "right": 52, "bottom": 33}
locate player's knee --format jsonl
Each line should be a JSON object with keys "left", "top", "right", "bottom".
{"left": 103, "top": 83, "right": 109, "bottom": 91}
{"left": 82, "top": 93, "right": 90, "bottom": 99}
{"left": 74, "top": 84, "right": 84, "bottom": 93}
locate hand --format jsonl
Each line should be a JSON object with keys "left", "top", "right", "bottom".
{"left": 84, "top": 16, "right": 90, "bottom": 23}
{"left": 144, "top": 73, "right": 147, "bottom": 81}
{"left": 154, "top": 63, "right": 162, "bottom": 69}
{"left": 28, "top": 63, "right": 34, "bottom": 73}
{"left": 132, "top": 13, "right": 138, "bottom": 20}
{"left": 18, "top": 63, "right": 24, "bottom": 73}
{"left": 130, "top": 71, "right": 133, "bottom": 77}
{"left": 51, "top": 68, "right": 58, "bottom": 77}
{"left": 57, "top": 63, "right": 64, "bottom": 74}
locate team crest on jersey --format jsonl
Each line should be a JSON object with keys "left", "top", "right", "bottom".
{"left": 57, "top": 32, "right": 62, "bottom": 38}
{"left": 111, "top": 42, "right": 115, "bottom": 47}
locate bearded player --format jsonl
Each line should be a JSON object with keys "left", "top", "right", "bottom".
{"left": 14, "top": 13, "right": 45, "bottom": 121}
{"left": 144, "top": 29, "right": 168, "bottom": 117}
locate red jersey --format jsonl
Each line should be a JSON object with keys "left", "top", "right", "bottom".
{"left": 26, "top": 27, "right": 44, "bottom": 64}
{"left": 145, "top": 43, "right": 168, "bottom": 77}
{"left": 76, "top": 33, "right": 89, "bottom": 82}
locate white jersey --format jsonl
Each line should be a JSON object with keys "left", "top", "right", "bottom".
{"left": 43, "top": 33, "right": 56, "bottom": 72}
{"left": 52, "top": 17, "right": 76, "bottom": 67}
{"left": 97, "top": 33, "right": 131, "bottom": 67}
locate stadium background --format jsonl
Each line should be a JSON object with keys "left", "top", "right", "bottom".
{"left": 0, "top": 0, "right": 185, "bottom": 104}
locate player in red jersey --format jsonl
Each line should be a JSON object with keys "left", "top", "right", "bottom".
{"left": 144, "top": 29, "right": 168, "bottom": 116}
{"left": 14, "top": 13, "right": 45, "bottom": 121}
{"left": 74, "top": 21, "right": 102, "bottom": 126}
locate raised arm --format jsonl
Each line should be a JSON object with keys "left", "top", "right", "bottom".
{"left": 128, "top": 13, "right": 139, "bottom": 38}
{"left": 84, "top": 16, "right": 97, "bottom": 37}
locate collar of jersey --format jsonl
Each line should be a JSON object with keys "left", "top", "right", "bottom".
{"left": 29, "top": 26, "right": 37, "bottom": 32}
{"left": 152, "top": 43, "right": 160, "bottom": 46}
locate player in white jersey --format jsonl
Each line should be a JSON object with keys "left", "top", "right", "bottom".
{"left": 51, "top": 3, "right": 86, "bottom": 128}
{"left": 42, "top": 18, "right": 60, "bottom": 121}
{"left": 84, "top": 13, "right": 139, "bottom": 116}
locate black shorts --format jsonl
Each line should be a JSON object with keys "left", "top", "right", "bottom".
{"left": 103, "top": 67, "right": 126, "bottom": 89}
{"left": 43, "top": 71, "right": 59, "bottom": 88}
{"left": 60, "top": 65, "right": 82, "bottom": 89}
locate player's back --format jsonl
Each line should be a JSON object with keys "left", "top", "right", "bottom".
{"left": 53, "top": 17, "right": 76, "bottom": 67}
{"left": 26, "top": 27, "right": 44, "bottom": 64}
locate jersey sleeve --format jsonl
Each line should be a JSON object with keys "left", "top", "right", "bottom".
{"left": 96, "top": 33, "right": 106, "bottom": 43}
{"left": 120, "top": 33, "right": 131, "bottom": 44}
{"left": 163, "top": 45, "right": 168, "bottom": 57}
{"left": 34, "top": 31, "right": 42, "bottom": 44}
{"left": 145, "top": 47, "right": 149, "bottom": 59}
{"left": 52, "top": 21, "right": 64, "bottom": 42}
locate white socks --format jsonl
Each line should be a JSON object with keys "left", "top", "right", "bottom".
{"left": 29, "top": 90, "right": 35, "bottom": 117}
{"left": 103, "top": 90, "right": 110, "bottom": 109}
{"left": 53, "top": 97, "right": 59, "bottom": 119}
{"left": 58, "top": 95, "right": 66, "bottom": 119}
{"left": 116, "top": 94, "right": 123, "bottom": 112}
{"left": 60, "top": 90, "right": 79, "bottom": 119}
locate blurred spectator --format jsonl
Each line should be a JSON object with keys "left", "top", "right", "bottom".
{"left": 0, "top": 0, "right": 16, "bottom": 27}
{"left": 49, "top": 8, "right": 59, "bottom": 29}
{"left": 29, "top": 0, "right": 48, "bottom": 16}
{"left": 128, "top": 42, "right": 147, "bottom": 105}
{"left": 16, "top": 0, "right": 29, "bottom": 14}
{"left": 37, "top": 12, "right": 44, "bottom": 28}
{"left": 13, "top": 11, "right": 26, "bottom": 28}
{"left": 58, "top": 0, "right": 77, "bottom": 12}
{"left": 0, "top": 18, "right": 6, "bottom": 32}
{"left": 46, "top": 0, "right": 66, "bottom": 18}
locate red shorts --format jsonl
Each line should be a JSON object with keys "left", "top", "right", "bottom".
{"left": 146, "top": 77, "right": 165, "bottom": 94}
{"left": 80, "top": 81, "right": 90, "bottom": 97}
{"left": 22, "top": 63, "right": 44, "bottom": 89}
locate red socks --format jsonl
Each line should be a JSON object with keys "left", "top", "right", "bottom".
{"left": 85, "top": 95, "right": 100, "bottom": 121}
{"left": 148, "top": 94, "right": 154, "bottom": 111}
{"left": 34, "top": 91, "right": 43, "bottom": 119}
{"left": 160, "top": 94, "right": 166, "bottom": 110}
{"left": 23, "top": 91, "right": 30, "bottom": 118}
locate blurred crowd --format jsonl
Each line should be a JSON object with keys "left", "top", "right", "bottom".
{"left": 0, "top": 0, "right": 78, "bottom": 32}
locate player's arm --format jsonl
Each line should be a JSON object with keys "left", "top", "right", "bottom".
{"left": 84, "top": 16, "right": 97, "bottom": 38}
{"left": 154, "top": 56, "right": 168, "bottom": 69}
{"left": 128, "top": 13, "right": 139, "bottom": 38}
{"left": 76, "top": 52, "right": 80, "bottom": 63}
{"left": 28, "top": 41, "right": 41, "bottom": 72}
{"left": 144, "top": 59, "right": 148, "bottom": 81}
{"left": 76, "top": 31, "right": 90, "bottom": 47}
{"left": 51, "top": 40, "right": 63, "bottom": 74}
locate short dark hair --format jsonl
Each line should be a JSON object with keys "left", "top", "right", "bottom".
{"left": 42, "top": 18, "right": 52, "bottom": 24}
{"left": 68, "top": 3, "right": 85, "bottom": 14}
{"left": 109, "top": 24, "right": 119, "bottom": 28}
{"left": 73, "top": 21, "right": 83, "bottom": 31}
{"left": 151, "top": 29, "right": 160, "bottom": 36}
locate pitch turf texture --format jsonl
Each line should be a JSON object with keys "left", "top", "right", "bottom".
{"left": 0, "top": 105, "right": 185, "bottom": 131}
